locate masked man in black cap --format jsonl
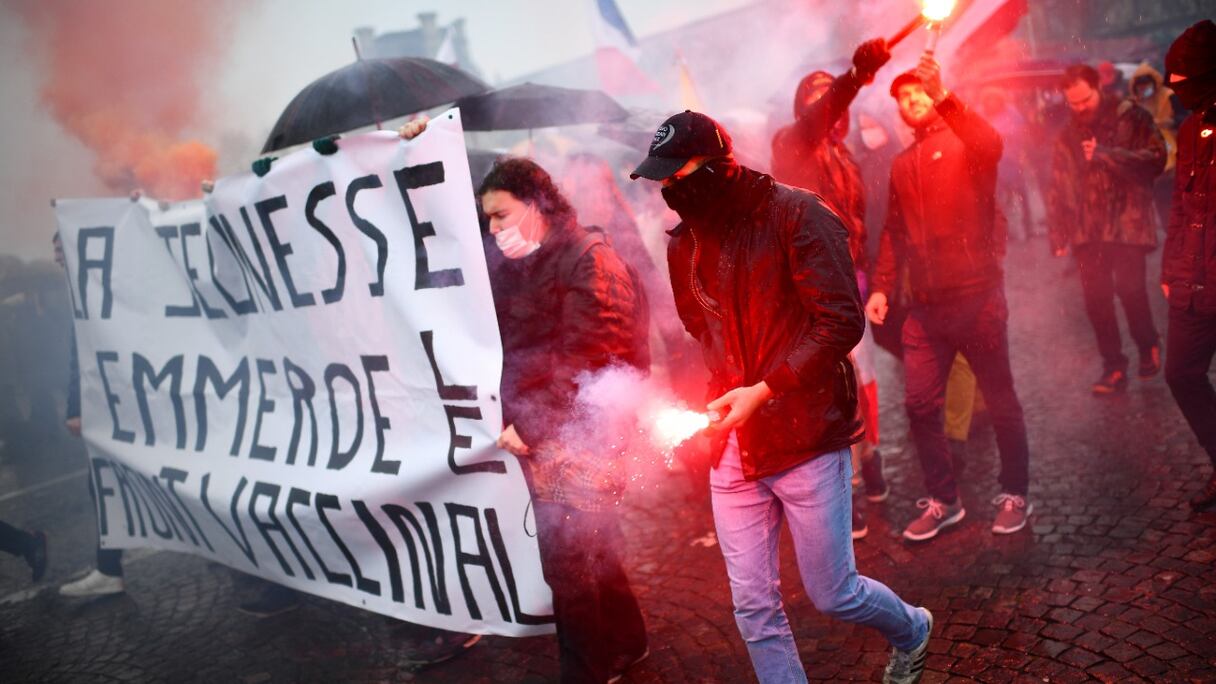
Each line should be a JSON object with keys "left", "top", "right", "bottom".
{"left": 1161, "top": 19, "right": 1216, "bottom": 510}
{"left": 631, "top": 111, "right": 932, "bottom": 684}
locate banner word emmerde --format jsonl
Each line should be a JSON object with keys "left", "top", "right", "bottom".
{"left": 53, "top": 110, "right": 554, "bottom": 636}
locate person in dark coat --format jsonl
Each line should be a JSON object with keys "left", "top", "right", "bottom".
{"left": 771, "top": 37, "right": 891, "bottom": 270}
{"left": 1048, "top": 64, "right": 1167, "bottom": 395}
{"left": 771, "top": 39, "right": 895, "bottom": 534}
{"left": 1160, "top": 20, "right": 1216, "bottom": 510}
{"left": 631, "top": 110, "right": 932, "bottom": 684}
{"left": 867, "top": 56, "right": 1032, "bottom": 542}
{"left": 480, "top": 157, "right": 650, "bottom": 684}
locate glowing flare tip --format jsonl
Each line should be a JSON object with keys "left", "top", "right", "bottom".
{"left": 921, "top": 0, "right": 957, "bottom": 22}
{"left": 652, "top": 408, "right": 710, "bottom": 448}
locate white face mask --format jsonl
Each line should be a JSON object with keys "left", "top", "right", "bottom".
{"left": 860, "top": 125, "right": 888, "bottom": 150}
{"left": 494, "top": 204, "right": 540, "bottom": 259}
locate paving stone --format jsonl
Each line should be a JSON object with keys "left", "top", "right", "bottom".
{"left": 2, "top": 241, "right": 1214, "bottom": 681}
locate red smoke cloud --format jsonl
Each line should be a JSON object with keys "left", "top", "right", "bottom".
{"left": 12, "top": 1, "right": 233, "bottom": 200}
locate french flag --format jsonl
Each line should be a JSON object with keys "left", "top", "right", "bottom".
{"left": 587, "top": 0, "right": 659, "bottom": 95}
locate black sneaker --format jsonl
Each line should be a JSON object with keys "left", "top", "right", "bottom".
{"left": 1092, "top": 369, "right": 1127, "bottom": 395}
{"left": 237, "top": 584, "right": 301, "bottom": 617}
{"left": 1138, "top": 345, "right": 1161, "bottom": 378}
{"left": 25, "top": 530, "right": 47, "bottom": 582}
{"left": 862, "top": 450, "right": 890, "bottom": 503}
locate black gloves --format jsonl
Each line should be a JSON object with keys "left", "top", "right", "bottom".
{"left": 853, "top": 38, "right": 891, "bottom": 84}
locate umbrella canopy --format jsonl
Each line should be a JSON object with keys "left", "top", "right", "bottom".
{"left": 262, "top": 57, "right": 488, "bottom": 153}
{"left": 456, "top": 82, "right": 629, "bottom": 132}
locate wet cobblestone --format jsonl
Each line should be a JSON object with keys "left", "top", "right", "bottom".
{"left": 1, "top": 239, "right": 1215, "bottom": 682}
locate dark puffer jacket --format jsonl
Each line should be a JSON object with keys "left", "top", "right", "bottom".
{"left": 489, "top": 220, "right": 648, "bottom": 448}
{"left": 667, "top": 166, "right": 864, "bottom": 481}
{"left": 1047, "top": 97, "right": 1166, "bottom": 252}
{"left": 1162, "top": 107, "right": 1216, "bottom": 313}
{"left": 771, "top": 69, "right": 868, "bottom": 270}
{"left": 872, "top": 94, "right": 1005, "bottom": 304}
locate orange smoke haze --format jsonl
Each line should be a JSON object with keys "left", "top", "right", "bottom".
{"left": 12, "top": 1, "right": 235, "bottom": 200}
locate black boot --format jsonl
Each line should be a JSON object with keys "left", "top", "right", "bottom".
{"left": 861, "top": 449, "right": 889, "bottom": 503}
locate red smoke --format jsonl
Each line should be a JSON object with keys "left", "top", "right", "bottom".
{"left": 12, "top": 1, "right": 233, "bottom": 200}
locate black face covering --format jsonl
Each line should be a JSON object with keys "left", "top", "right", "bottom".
{"left": 1172, "top": 70, "right": 1216, "bottom": 111}
{"left": 661, "top": 158, "right": 740, "bottom": 222}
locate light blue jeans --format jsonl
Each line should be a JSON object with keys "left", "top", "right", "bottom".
{"left": 710, "top": 432, "right": 927, "bottom": 683}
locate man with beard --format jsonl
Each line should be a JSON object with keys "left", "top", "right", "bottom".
{"left": 1160, "top": 20, "right": 1216, "bottom": 510}
{"left": 866, "top": 56, "right": 1033, "bottom": 541}
{"left": 771, "top": 39, "right": 894, "bottom": 535}
{"left": 631, "top": 110, "right": 932, "bottom": 684}
{"left": 1048, "top": 64, "right": 1166, "bottom": 395}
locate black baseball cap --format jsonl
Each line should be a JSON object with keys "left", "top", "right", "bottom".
{"left": 630, "top": 110, "right": 733, "bottom": 181}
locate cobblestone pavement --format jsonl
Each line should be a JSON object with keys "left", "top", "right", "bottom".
{"left": 2, "top": 238, "right": 1215, "bottom": 683}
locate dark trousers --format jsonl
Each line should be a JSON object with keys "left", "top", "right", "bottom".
{"left": 533, "top": 501, "right": 647, "bottom": 684}
{"left": 903, "top": 287, "right": 1031, "bottom": 502}
{"left": 1074, "top": 243, "right": 1160, "bottom": 372}
{"left": 1165, "top": 304, "right": 1216, "bottom": 467}
{"left": 87, "top": 470, "right": 124, "bottom": 576}
{"left": 0, "top": 520, "right": 34, "bottom": 557}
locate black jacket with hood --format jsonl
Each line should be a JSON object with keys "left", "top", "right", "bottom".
{"left": 667, "top": 165, "right": 864, "bottom": 481}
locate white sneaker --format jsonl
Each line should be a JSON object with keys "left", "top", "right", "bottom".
{"left": 59, "top": 569, "right": 125, "bottom": 597}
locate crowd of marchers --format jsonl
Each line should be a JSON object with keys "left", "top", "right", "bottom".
{"left": 4, "top": 17, "right": 1215, "bottom": 684}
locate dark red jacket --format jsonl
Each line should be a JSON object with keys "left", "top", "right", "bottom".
{"left": 667, "top": 167, "right": 864, "bottom": 481}
{"left": 771, "top": 69, "right": 868, "bottom": 269}
{"left": 872, "top": 94, "right": 1005, "bottom": 304}
{"left": 489, "top": 221, "right": 649, "bottom": 448}
{"left": 1047, "top": 97, "right": 1166, "bottom": 252}
{"left": 1162, "top": 107, "right": 1216, "bottom": 313}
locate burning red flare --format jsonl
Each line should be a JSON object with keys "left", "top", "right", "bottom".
{"left": 12, "top": 0, "right": 232, "bottom": 200}
{"left": 922, "top": 0, "right": 957, "bottom": 22}
{"left": 649, "top": 407, "right": 710, "bottom": 451}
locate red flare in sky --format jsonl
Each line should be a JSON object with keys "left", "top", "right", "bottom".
{"left": 12, "top": 0, "right": 232, "bottom": 200}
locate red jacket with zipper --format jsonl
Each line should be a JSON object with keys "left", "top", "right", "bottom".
{"left": 872, "top": 94, "right": 1005, "bottom": 304}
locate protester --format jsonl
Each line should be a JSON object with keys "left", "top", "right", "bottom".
{"left": 632, "top": 110, "right": 931, "bottom": 684}
{"left": 1130, "top": 61, "right": 1187, "bottom": 230}
{"left": 51, "top": 232, "right": 126, "bottom": 597}
{"left": 979, "top": 86, "right": 1033, "bottom": 242}
{"left": 394, "top": 109, "right": 658, "bottom": 683}
{"left": 868, "top": 56, "right": 1033, "bottom": 542}
{"left": 1097, "top": 60, "right": 1126, "bottom": 101}
{"left": 1048, "top": 64, "right": 1167, "bottom": 395}
{"left": 771, "top": 37, "right": 894, "bottom": 537}
{"left": 0, "top": 520, "right": 47, "bottom": 582}
{"left": 1160, "top": 20, "right": 1216, "bottom": 510}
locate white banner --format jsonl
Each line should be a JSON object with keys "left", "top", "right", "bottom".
{"left": 53, "top": 110, "right": 555, "bottom": 636}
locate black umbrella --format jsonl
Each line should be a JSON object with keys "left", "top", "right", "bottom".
{"left": 262, "top": 57, "right": 488, "bottom": 153}
{"left": 455, "top": 82, "right": 629, "bottom": 132}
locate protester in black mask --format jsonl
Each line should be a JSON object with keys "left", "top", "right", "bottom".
{"left": 631, "top": 110, "right": 933, "bottom": 684}
{"left": 1160, "top": 19, "right": 1216, "bottom": 510}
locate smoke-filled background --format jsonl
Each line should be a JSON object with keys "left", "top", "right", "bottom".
{"left": 0, "top": 0, "right": 1207, "bottom": 448}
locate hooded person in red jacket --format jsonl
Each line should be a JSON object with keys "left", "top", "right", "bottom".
{"left": 631, "top": 110, "right": 933, "bottom": 684}
{"left": 867, "top": 56, "right": 1033, "bottom": 542}
{"left": 1160, "top": 20, "right": 1216, "bottom": 510}
{"left": 771, "top": 38, "right": 895, "bottom": 538}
